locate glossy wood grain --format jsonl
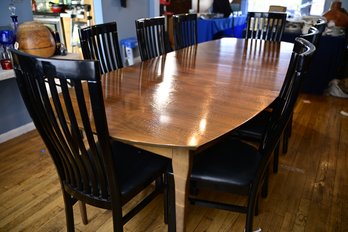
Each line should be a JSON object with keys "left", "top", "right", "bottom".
{"left": 97, "top": 38, "right": 293, "bottom": 232}
{"left": 101, "top": 38, "right": 292, "bottom": 148}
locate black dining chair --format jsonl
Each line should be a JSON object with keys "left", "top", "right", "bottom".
{"left": 277, "top": 26, "right": 322, "bottom": 154}
{"left": 281, "top": 26, "right": 322, "bottom": 154}
{"left": 135, "top": 16, "right": 170, "bottom": 61}
{"left": 230, "top": 37, "right": 316, "bottom": 172}
{"left": 300, "top": 26, "right": 321, "bottom": 47}
{"left": 314, "top": 17, "right": 327, "bottom": 34}
{"left": 311, "top": 18, "right": 327, "bottom": 49}
{"left": 172, "top": 13, "right": 198, "bottom": 50}
{"left": 280, "top": 25, "right": 324, "bottom": 154}
{"left": 79, "top": 22, "right": 123, "bottom": 74}
{"left": 165, "top": 37, "right": 316, "bottom": 232}
{"left": 245, "top": 12, "right": 287, "bottom": 41}
{"left": 240, "top": 26, "right": 322, "bottom": 157}
{"left": 10, "top": 48, "right": 170, "bottom": 232}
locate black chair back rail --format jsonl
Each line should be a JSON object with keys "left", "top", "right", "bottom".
{"left": 10, "top": 49, "right": 169, "bottom": 232}
{"left": 135, "top": 16, "right": 168, "bottom": 61}
{"left": 172, "top": 13, "right": 198, "bottom": 50}
{"left": 246, "top": 12, "right": 287, "bottom": 41}
{"left": 300, "top": 26, "right": 321, "bottom": 48}
{"left": 314, "top": 17, "right": 327, "bottom": 33}
{"left": 166, "top": 37, "right": 316, "bottom": 232}
{"left": 79, "top": 22, "right": 123, "bottom": 74}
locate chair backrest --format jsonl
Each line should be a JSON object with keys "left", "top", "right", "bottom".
{"left": 300, "top": 26, "right": 321, "bottom": 48}
{"left": 262, "top": 37, "right": 316, "bottom": 155}
{"left": 10, "top": 49, "right": 120, "bottom": 209}
{"left": 79, "top": 22, "right": 123, "bottom": 74}
{"left": 269, "top": 5, "right": 287, "bottom": 12}
{"left": 242, "top": 38, "right": 315, "bottom": 212}
{"left": 172, "top": 13, "right": 197, "bottom": 50}
{"left": 135, "top": 16, "right": 167, "bottom": 61}
{"left": 245, "top": 12, "right": 287, "bottom": 41}
{"left": 314, "top": 17, "right": 327, "bottom": 33}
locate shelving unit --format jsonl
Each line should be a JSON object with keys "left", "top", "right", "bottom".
{"left": 0, "top": 53, "right": 81, "bottom": 143}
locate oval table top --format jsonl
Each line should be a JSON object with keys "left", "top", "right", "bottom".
{"left": 101, "top": 38, "right": 294, "bottom": 150}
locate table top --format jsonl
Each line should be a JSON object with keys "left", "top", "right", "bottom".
{"left": 101, "top": 38, "right": 293, "bottom": 150}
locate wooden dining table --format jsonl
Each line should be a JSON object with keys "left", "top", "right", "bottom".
{"left": 99, "top": 37, "right": 294, "bottom": 231}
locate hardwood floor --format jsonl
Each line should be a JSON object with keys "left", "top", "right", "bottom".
{"left": 0, "top": 93, "right": 347, "bottom": 232}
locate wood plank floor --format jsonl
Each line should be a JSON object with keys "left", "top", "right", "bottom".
{"left": 0, "top": 93, "right": 347, "bottom": 232}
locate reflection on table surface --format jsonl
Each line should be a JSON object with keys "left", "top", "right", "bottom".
{"left": 100, "top": 38, "right": 292, "bottom": 148}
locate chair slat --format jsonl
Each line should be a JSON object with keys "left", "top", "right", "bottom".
{"left": 246, "top": 12, "right": 286, "bottom": 41}
{"left": 79, "top": 22, "right": 123, "bottom": 74}
{"left": 135, "top": 16, "right": 168, "bottom": 61}
{"left": 173, "top": 13, "right": 197, "bottom": 50}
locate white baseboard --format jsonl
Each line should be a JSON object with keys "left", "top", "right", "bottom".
{"left": 0, "top": 122, "right": 36, "bottom": 143}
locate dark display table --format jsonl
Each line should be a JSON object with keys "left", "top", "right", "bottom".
{"left": 282, "top": 32, "right": 346, "bottom": 94}
{"left": 197, "top": 15, "right": 247, "bottom": 43}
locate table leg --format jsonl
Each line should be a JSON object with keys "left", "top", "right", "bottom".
{"left": 172, "top": 148, "right": 192, "bottom": 232}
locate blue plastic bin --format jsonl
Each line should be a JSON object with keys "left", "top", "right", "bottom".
{"left": 120, "top": 37, "right": 140, "bottom": 66}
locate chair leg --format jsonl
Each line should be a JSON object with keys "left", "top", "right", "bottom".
{"left": 166, "top": 173, "right": 176, "bottom": 232}
{"left": 111, "top": 206, "right": 124, "bottom": 232}
{"left": 245, "top": 193, "right": 257, "bottom": 232}
{"left": 79, "top": 201, "right": 88, "bottom": 225}
{"left": 261, "top": 170, "right": 269, "bottom": 198}
{"left": 254, "top": 196, "right": 259, "bottom": 216}
{"left": 163, "top": 173, "right": 169, "bottom": 224}
{"left": 282, "top": 127, "right": 289, "bottom": 154}
{"left": 155, "top": 175, "right": 164, "bottom": 192}
{"left": 273, "top": 142, "right": 280, "bottom": 173}
{"left": 288, "top": 113, "right": 293, "bottom": 137}
{"left": 63, "top": 192, "right": 75, "bottom": 232}
{"left": 282, "top": 114, "right": 293, "bottom": 154}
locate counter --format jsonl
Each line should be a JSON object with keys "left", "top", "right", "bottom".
{"left": 0, "top": 69, "right": 13, "bottom": 82}
{"left": 0, "top": 52, "right": 81, "bottom": 81}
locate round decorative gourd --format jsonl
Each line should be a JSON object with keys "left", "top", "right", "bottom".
{"left": 16, "top": 21, "right": 56, "bottom": 57}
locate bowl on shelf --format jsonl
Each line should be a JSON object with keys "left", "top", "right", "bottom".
{"left": 16, "top": 21, "right": 56, "bottom": 57}
{"left": 49, "top": 2, "right": 67, "bottom": 13}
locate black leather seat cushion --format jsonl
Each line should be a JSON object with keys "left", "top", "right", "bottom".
{"left": 91, "top": 141, "right": 169, "bottom": 203}
{"left": 111, "top": 141, "right": 169, "bottom": 202}
{"left": 191, "top": 138, "right": 261, "bottom": 188}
